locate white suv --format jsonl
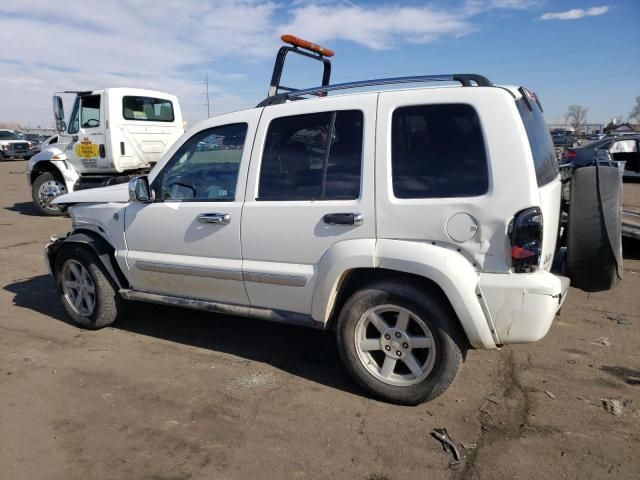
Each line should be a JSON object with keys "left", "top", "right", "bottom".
{"left": 44, "top": 38, "right": 583, "bottom": 405}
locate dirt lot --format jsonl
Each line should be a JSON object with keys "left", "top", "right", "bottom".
{"left": 1, "top": 160, "right": 639, "bottom": 480}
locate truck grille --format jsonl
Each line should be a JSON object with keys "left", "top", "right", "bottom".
{"left": 13, "top": 142, "right": 29, "bottom": 152}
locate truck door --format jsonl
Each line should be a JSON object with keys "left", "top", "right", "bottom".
{"left": 65, "top": 93, "right": 109, "bottom": 174}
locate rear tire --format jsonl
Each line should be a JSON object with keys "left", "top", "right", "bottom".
{"left": 54, "top": 245, "right": 121, "bottom": 329}
{"left": 31, "top": 172, "right": 66, "bottom": 216}
{"left": 336, "top": 280, "right": 465, "bottom": 405}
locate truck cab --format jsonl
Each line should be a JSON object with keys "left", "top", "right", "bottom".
{"left": 27, "top": 88, "right": 184, "bottom": 215}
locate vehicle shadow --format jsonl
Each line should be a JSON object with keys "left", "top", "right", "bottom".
{"left": 4, "top": 275, "right": 364, "bottom": 398}
{"left": 5, "top": 201, "right": 45, "bottom": 217}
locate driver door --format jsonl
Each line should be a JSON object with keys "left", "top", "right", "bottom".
{"left": 123, "top": 110, "right": 260, "bottom": 305}
{"left": 64, "top": 94, "right": 108, "bottom": 173}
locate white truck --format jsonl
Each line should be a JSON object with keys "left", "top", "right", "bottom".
{"left": 27, "top": 88, "right": 184, "bottom": 215}
{"left": 0, "top": 129, "right": 33, "bottom": 160}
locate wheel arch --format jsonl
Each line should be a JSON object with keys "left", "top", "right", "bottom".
{"left": 48, "top": 229, "right": 130, "bottom": 291}
{"left": 30, "top": 160, "right": 65, "bottom": 185}
{"left": 312, "top": 239, "right": 498, "bottom": 349}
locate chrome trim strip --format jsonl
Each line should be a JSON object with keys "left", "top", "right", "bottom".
{"left": 118, "top": 289, "right": 323, "bottom": 329}
{"left": 243, "top": 271, "right": 308, "bottom": 287}
{"left": 135, "top": 260, "right": 243, "bottom": 281}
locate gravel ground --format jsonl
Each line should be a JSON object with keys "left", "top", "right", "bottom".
{"left": 1, "top": 160, "right": 639, "bottom": 480}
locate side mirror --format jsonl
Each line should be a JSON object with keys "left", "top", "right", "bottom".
{"left": 128, "top": 176, "right": 152, "bottom": 203}
{"left": 53, "top": 96, "right": 66, "bottom": 132}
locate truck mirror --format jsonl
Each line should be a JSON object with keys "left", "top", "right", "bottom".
{"left": 53, "top": 96, "right": 66, "bottom": 132}
{"left": 129, "top": 176, "right": 152, "bottom": 203}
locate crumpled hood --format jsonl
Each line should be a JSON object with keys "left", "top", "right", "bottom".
{"left": 52, "top": 182, "right": 130, "bottom": 205}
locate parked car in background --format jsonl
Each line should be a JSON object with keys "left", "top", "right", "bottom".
{"left": 552, "top": 133, "right": 581, "bottom": 148}
{"left": 587, "top": 133, "right": 606, "bottom": 140}
{"left": 22, "top": 133, "right": 47, "bottom": 157}
{"left": 562, "top": 134, "right": 639, "bottom": 179}
{"left": 0, "top": 129, "right": 32, "bottom": 160}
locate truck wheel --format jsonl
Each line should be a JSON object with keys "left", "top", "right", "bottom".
{"left": 31, "top": 172, "right": 66, "bottom": 216}
{"left": 54, "top": 244, "right": 121, "bottom": 329}
{"left": 336, "top": 280, "right": 464, "bottom": 405}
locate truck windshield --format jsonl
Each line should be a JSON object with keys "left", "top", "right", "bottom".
{"left": 123, "top": 96, "right": 174, "bottom": 122}
{"left": 0, "top": 131, "right": 20, "bottom": 140}
{"left": 516, "top": 98, "right": 558, "bottom": 186}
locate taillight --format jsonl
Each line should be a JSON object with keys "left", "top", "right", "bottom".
{"left": 509, "top": 207, "right": 543, "bottom": 273}
{"left": 564, "top": 149, "right": 577, "bottom": 159}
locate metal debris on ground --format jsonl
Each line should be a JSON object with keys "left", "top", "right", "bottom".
{"left": 545, "top": 390, "right": 557, "bottom": 399}
{"left": 431, "top": 428, "right": 463, "bottom": 469}
{"left": 605, "top": 314, "right": 632, "bottom": 326}
{"left": 626, "top": 376, "right": 640, "bottom": 385}
{"left": 601, "top": 398, "right": 624, "bottom": 416}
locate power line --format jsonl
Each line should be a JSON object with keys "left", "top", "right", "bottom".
{"left": 204, "top": 74, "right": 211, "bottom": 118}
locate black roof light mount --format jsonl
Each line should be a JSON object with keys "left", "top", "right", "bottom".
{"left": 258, "top": 35, "right": 494, "bottom": 107}
{"left": 267, "top": 34, "right": 334, "bottom": 98}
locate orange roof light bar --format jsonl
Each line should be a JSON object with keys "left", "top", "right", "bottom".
{"left": 281, "top": 34, "right": 334, "bottom": 57}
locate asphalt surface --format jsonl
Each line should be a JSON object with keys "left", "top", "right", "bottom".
{"left": 1, "top": 160, "right": 639, "bottom": 480}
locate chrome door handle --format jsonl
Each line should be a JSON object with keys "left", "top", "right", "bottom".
{"left": 323, "top": 213, "right": 363, "bottom": 226}
{"left": 197, "top": 213, "right": 231, "bottom": 224}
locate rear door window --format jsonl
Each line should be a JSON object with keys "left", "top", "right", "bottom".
{"left": 258, "top": 110, "right": 363, "bottom": 200}
{"left": 391, "top": 104, "right": 488, "bottom": 198}
{"left": 123, "top": 96, "right": 175, "bottom": 122}
{"left": 516, "top": 99, "right": 558, "bottom": 186}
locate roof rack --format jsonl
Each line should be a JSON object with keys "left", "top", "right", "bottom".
{"left": 257, "top": 73, "right": 493, "bottom": 107}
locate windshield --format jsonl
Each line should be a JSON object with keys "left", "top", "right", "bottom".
{"left": 0, "top": 131, "right": 20, "bottom": 140}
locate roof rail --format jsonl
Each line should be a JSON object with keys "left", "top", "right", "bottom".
{"left": 256, "top": 73, "right": 492, "bottom": 107}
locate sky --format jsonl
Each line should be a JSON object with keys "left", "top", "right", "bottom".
{"left": 1, "top": 0, "right": 639, "bottom": 129}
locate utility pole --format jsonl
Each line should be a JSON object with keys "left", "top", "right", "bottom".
{"left": 204, "top": 74, "right": 211, "bottom": 118}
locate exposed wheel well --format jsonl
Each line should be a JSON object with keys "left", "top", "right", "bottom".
{"left": 51, "top": 229, "right": 130, "bottom": 291}
{"left": 328, "top": 268, "right": 470, "bottom": 346}
{"left": 30, "top": 161, "right": 64, "bottom": 185}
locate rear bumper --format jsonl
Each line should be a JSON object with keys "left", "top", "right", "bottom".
{"left": 478, "top": 270, "right": 570, "bottom": 344}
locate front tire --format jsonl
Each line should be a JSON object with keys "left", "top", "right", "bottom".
{"left": 54, "top": 245, "right": 121, "bottom": 329}
{"left": 31, "top": 171, "right": 66, "bottom": 216}
{"left": 336, "top": 280, "right": 465, "bottom": 405}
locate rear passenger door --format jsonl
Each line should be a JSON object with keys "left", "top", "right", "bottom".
{"left": 241, "top": 96, "right": 377, "bottom": 316}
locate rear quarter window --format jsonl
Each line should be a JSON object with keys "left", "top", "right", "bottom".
{"left": 391, "top": 104, "right": 488, "bottom": 198}
{"left": 516, "top": 99, "right": 558, "bottom": 186}
{"left": 123, "top": 96, "right": 175, "bottom": 122}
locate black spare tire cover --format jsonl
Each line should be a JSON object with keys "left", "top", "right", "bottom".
{"left": 566, "top": 164, "right": 623, "bottom": 292}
